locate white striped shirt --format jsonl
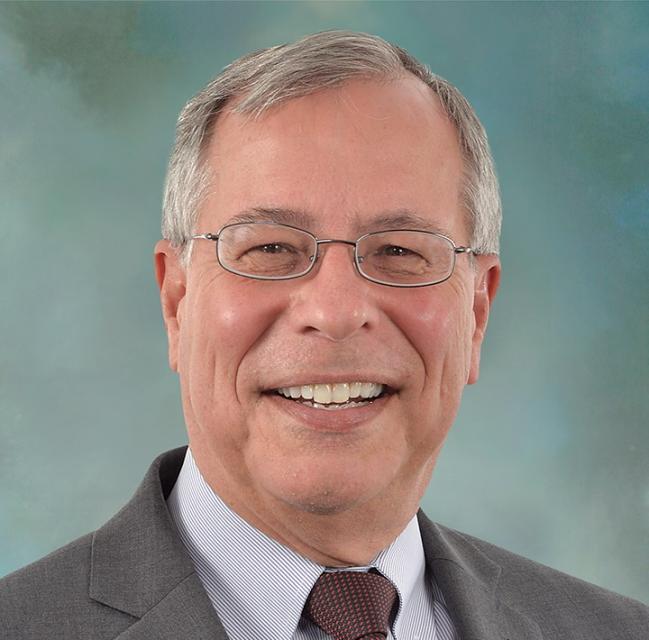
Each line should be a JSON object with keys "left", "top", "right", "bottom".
{"left": 167, "top": 448, "right": 458, "bottom": 640}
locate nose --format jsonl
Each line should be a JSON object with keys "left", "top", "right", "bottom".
{"left": 289, "top": 243, "right": 380, "bottom": 342}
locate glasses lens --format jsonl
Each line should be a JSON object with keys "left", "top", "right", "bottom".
{"left": 357, "top": 231, "right": 455, "bottom": 286}
{"left": 218, "top": 223, "right": 315, "bottom": 279}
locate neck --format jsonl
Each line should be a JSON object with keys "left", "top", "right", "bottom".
{"left": 190, "top": 446, "right": 430, "bottom": 567}
{"left": 253, "top": 500, "right": 418, "bottom": 567}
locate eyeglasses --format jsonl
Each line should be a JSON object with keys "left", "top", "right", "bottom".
{"left": 192, "top": 222, "right": 475, "bottom": 288}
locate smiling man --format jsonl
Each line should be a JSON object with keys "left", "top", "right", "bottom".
{"left": 2, "top": 31, "right": 647, "bottom": 640}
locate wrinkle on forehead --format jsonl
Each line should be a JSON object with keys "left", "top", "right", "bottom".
{"left": 222, "top": 206, "right": 455, "bottom": 239}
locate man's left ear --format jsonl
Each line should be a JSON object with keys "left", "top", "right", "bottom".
{"left": 468, "top": 255, "right": 501, "bottom": 385}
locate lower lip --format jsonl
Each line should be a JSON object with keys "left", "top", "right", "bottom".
{"left": 264, "top": 393, "right": 393, "bottom": 433}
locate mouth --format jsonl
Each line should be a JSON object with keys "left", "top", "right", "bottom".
{"left": 269, "top": 382, "right": 390, "bottom": 411}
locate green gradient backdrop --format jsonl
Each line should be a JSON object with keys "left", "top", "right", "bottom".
{"left": 1, "top": 2, "right": 648, "bottom": 602}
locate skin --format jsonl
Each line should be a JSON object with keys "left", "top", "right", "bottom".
{"left": 155, "top": 75, "right": 500, "bottom": 567}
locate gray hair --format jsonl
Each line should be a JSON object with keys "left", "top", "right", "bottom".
{"left": 162, "top": 30, "right": 501, "bottom": 266}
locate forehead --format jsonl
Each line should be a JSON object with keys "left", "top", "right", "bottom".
{"left": 200, "top": 75, "right": 465, "bottom": 238}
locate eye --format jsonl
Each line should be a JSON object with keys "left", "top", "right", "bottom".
{"left": 253, "top": 242, "right": 288, "bottom": 253}
{"left": 251, "top": 243, "right": 296, "bottom": 254}
{"left": 377, "top": 244, "right": 420, "bottom": 258}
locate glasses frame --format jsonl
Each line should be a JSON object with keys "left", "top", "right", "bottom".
{"left": 192, "top": 221, "right": 475, "bottom": 288}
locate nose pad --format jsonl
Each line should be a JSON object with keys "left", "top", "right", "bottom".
{"left": 311, "top": 239, "right": 359, "bottom": 272}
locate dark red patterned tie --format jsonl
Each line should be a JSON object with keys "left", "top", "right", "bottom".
{"left": 304, "top": 570, "right": 398, "bottom": 640}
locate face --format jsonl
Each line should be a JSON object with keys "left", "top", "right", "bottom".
{"left": 156, "top": 76, "right": 499, "bottom": 539}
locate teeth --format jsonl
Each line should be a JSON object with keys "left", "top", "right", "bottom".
{"left": 360, "top": 382, "right": 376, "bottom": 398}
{"left": 313, "top": 384, "right": 331, "bottom": 404}
{"left": 277, "top": 382, "right": 384, "bottom": 405}
{"left": 332, "top": 383, "right": 349, "bottom": 403}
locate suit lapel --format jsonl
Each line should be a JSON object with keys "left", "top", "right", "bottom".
{"left": 418, "top": 513, "right": 543, "bottom": 640}
{"left": 115, "top": 574, "right": 228, "bottom": 640}
{"left": 89, "top": 447, "right": 230, "bottom": 640}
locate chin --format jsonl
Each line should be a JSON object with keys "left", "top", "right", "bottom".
{"left": 295, "top": 500, "right": 352, "bottom": 517}
{"left": 272, "top": 472, "right": 382, "bottom": 517}
{"left": 250, "top": 445, "right": 405, "bottom": 517}
{"left": 283, "top": 490, "right": 362, "bottom": 516}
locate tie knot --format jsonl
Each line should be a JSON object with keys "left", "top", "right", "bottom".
{"left": 304, "top": 570, "right": 398, "bottom": 640}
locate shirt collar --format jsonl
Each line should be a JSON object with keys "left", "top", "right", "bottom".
{"left": 372, "top": 514, "right": 426, "bottom": 636}
{"left": 168, "top": 447, "right": 426, "bottom": 640}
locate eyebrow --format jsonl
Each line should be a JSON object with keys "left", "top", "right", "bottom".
{"left": 357, "top": 210, "right": 453, "bottom": 236}
{"left": 226, "top": 207, "right": 313, "bottom": 229}
{"left": 224, "top": 207, "right": 453, "bottom": 237}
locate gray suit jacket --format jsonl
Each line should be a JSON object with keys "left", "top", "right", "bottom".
{"left": 2, "top": 447, "right": 647, "bottom": 639}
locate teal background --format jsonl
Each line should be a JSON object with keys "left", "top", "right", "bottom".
{"left": 1, "top": 1, "right": 648, "bottom": 602}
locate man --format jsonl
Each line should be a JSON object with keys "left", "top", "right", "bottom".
{"left": 1, "top": 30, "right": 647, "bottom": 640}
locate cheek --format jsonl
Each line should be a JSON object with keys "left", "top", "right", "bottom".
{"left": 388, "top": 287, "right": 475, "bottom": 387}
{"left": 180, "top": 279, "right": 286, "bottom": 402}
{"left": 390, "top": 290, "right": 475, "bottom": 466}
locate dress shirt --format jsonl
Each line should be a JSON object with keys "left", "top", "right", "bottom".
{"left": 167, "top": 447, "right": 458, "bottom": 640}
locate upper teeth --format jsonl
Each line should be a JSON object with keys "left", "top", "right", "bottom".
{"left": 277, "top": 382, "right": 384, "bottom": 404}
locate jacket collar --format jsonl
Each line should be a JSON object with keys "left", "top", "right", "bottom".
{"left": 418, "top": 513, "right": 543, "bottom": 640}
{"left": 88, "top": 447, "right": 542, "bottom": 640}
{"left": 89, "top": 446, "right": 228, "bottom": 639}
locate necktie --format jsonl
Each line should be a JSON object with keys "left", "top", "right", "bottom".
{"left": 304, "top": 570, "right": 398, "bottom": 640}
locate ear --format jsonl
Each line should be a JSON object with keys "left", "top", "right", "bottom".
{"left": 154, "top": 240, "right": 186, "bottom": 372}
{"left": 467, "top": 255, "right": 501, "bottom": 385}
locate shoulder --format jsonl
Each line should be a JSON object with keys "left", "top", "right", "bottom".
{"left": 428, "top": 518, "right": 649, "bottom": 637}
{"left": 0, "top": 447, "right": 188, "bottom": 640}
{"left": 468, "top": 528, "right": 645, "bottom": 604}
{"left": 0, "top": 533, "right": 135, "bottom": 640}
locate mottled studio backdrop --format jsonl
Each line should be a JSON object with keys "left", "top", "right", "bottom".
{"left": 1, "top": 1, "right": 647, "bottom": 602}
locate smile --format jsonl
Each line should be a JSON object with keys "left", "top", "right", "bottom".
{"left": 275, "top": 382, "right": 385, "bottom": 409}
